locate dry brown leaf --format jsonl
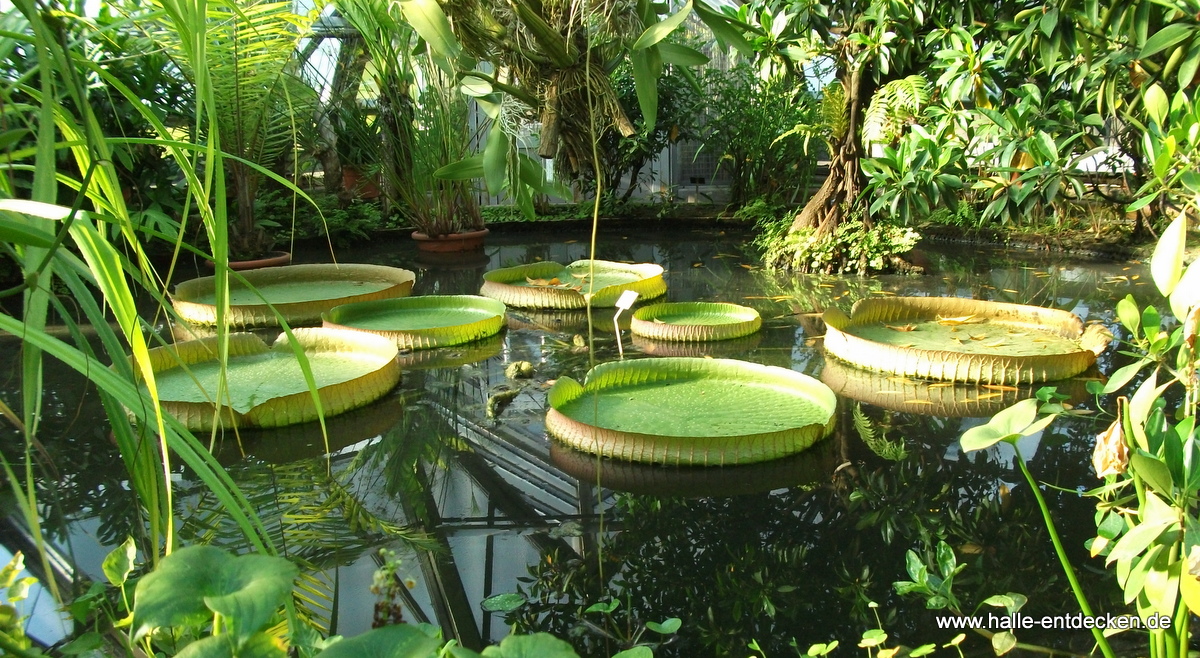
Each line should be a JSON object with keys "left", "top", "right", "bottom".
{"left": 937, "top": 314, "right": 985, "bottom": 326}
{"left": 885, "top": 323, "right": 917, "bottom": 332}
{"left": 981, "top": 384, "right": 1019, "bottom": 391}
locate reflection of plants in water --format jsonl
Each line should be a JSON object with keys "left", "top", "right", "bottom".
{"left": 507, "top": 420, "right": 1106, "bottom": 657}
{"left": 176, "top": 398, "right": 436, "bottom": 633}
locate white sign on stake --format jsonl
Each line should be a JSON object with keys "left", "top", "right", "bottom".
{"left": 613, "top": 290, "right": 640, "bottom": 358}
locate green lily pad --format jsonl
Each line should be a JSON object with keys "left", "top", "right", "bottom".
{"left": 172, "top": 263, "right": 415, "bottom": 327}
{"left": 630, "top": 302, "right": 761, "bottom": 341}
{"left": 133, "top": 545, "right": 297, "bottom": 643}
{"left": 823, "top": 296, "right": 1112, "bottom": 384}
{"left": 546, "top": 357, "right": 836, "bottom": 465}
{"left": 324, "top": 295, "right": 505, "bottom": 350}
{"left": 140, "top": 328, "right": 401, "bottom": 430}
{"left": 480, "top": 260, "right": 666, "bottom": 308}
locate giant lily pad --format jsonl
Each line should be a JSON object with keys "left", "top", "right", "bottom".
{"left": 506, "top": 308, "right": 628, "bottom": 333}
{"left": 630, "top": 302, "right": 761, "bottom": 341}
{"left": 140, "top": 328, "right": 401, "bottom": 430}
{"left": 397, "top": 334, "right": 504, "bottom": 370}
{"left": 323, "top": 295, "right": 505, "bottom": 350}
{"left": 480, "top": 259, "right": 666, "bottom": 308}
{"left": 550, "top": 437, "right": 839, "bottom": 497}
{"left": 546, "top": 357, "right": 836, "bottom": 465}
{"left": 819, "top": 357, "right": 1094, "bottom": 417}
{"left": 823, "top": 297, "right": 1112, "bottom": 384}
{"left": 172, "top": 263, "right": 415, "bottom": 327}
{"left": 632, "top": 331, "right": 762, "bottom": 358}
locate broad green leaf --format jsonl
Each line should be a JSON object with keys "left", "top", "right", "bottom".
{"left": 1102, "top": 360, "right": 1147, "bottom": 394}
{"left": 316, "top": 624, "right": 442, "bottom": 658}
{"left": 630, "top": 48, "right": 659, "bottom": 129}
{"left": 645, "top": 617, "right": 681, "bottom": 634}
{"left": 1132, "top": 452, "right": 1174, "bottom": 494}
{"left": 612, "top": 648, "right": 653, "bottom": 658}
{"left": 480, "top": 633, "right": 580, "bottom": 658}
{"left": 399, "top": 0, "right": 460, "bottom": 60}
{"left": 1151, "top": 210, "right": 1188, "bottom": 296}
{"left": 434, "top": 154, "right": 485, "bottom": 180}
{"left": 176, "top": 633, "right": 287, "bottom": 658}
{"left": 1141, "top": 23, "right": 1196, "bottom": 59}
{"left": 585, "top": 599, "right": 620, "bottom": 614}
{"left": 658, "top": 42, "right": 709, "bottom": 66}
{"left": 992, "top": 631, "right": 1017, "bottom": 656}
{"left": 1142, "top": 553, "right": 1180, "bottom": 617}
{"left": 0, "top": 215, "right": 57, "bottom": 248}
{"left": 460, "top": 76, "right": 493, "bottom": 97}
{"left": 633, "top": 0, "right": 693, "bottom": 50}
{"left": 1116, "top": 295, "right": 1141, "bottom": 335}
{"left": 858, "top": 629, "right": 888, "bottom": 648}
{"left": 1145, "top": 84, "right": 1169, "bottom": 127}
{"left": 693, "top": 1, "right": 753, "bottom": 55}
{"left": 1107, "top": 519, "right": 1174, "bottom": 565}
{"left": 483, "top": 126, "right": 509, "bottom": 196}
{"left": 133, "top": 546, "right": 297, "bottom": 643}
{"left": 481, "top": 593, "right": 526, "bottom": 612}
{"left": 961, "top": 399, "right": 1038, "bottom": 451}
{"left": 1170, "top": 257, "right": 1200, "bottom": 321}
{"left": 102, "top": 536, "right": 136, "bottom": 588}
{"left": 1128, "top": 371, "right": 1167, "bottom": 451}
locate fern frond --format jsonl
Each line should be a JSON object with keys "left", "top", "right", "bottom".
{"left": 863, "top": 75, "right": 930, "bottom": 145}
{"left": 853, "top": 403, "right": 908, "bottom": 461}
{"left": 821, "top": 82, "right": 848, "bottom": 142}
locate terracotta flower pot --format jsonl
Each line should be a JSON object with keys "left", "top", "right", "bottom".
{"left": 342, "top": 165, "right": 381, "bottom": 200}
{"left": 411, "top": 228, "right": 489, "bottom": 253}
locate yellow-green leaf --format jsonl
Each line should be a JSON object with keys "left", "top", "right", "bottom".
{"left": 1151, "top": 210, "right": 1188, "bottom": 296}
{"left": 633, "top": 0, "right": 693, "bottom": 50}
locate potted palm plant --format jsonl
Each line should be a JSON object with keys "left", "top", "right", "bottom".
{"left": 337, "top": 0, "right": 486, "bottom": 254}
{"left": 146, "top": 0, "right": 318, "bottom": 266}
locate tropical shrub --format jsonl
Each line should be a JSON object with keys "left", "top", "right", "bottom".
{"left": 761, "top": 214, "right": 921, "bottom": 275}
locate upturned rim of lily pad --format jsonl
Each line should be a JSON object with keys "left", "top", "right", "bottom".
{"left": 822, "top": 296, "right": 1112, "bottom": 385}
{"left": 137, "top": 327, "right": 401, "bottom": 431}
{"left": 323, "top": 294, "right": 505, "bottom": 350}
{"left": 172, "top": 263, "right": 416, "bottom": 327}
{"left": 630, "top": 301, "right": 762, "bottom": 341}
{"left": 480, "top": 259, "right": 666, "bottom": 309}
{"left": 545, "top": 357, "right": 836, "bottom": 466}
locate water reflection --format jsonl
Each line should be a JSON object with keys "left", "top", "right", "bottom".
{"left": 3, "top": 229, "right": 1151, "bottom": 656}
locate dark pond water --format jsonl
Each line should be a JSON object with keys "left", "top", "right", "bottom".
{"left": 0, "top": 225, "right": 1166, "bottom": 656}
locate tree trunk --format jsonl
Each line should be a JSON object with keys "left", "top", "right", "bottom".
{"left": 785, "top": 65, "right": 872, "bottom": 241}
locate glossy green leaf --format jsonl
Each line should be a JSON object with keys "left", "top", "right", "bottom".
{"left": 460, "top": 75, "right": 493, "bottom": 97}
{"left": 0, "top": 214, "right": 57, "bottom": 248}
{"left": 612, "top": 648, "right": 654, "bottom": 658}
{"left": 1116, "top": 295, "right": 1141, "bottom": 335}
{"left": 1141, "top": 23, "right": 1195, "bottom": 59}
{"left": 633, "top": 0, "right": 693, "bottom": 50}
{"left": 399, "top": 0, "right": 460, "bottom": 60}
{"left": 992, "top": 631, "right": 1017, "bottom": 656}
{"left": 1128, "top": 370, "right": 1166, "bottom": 451}
{"left": 133, "top": 546, "right": 297, "bottom": 643}
{"left": 961, "top": 399, "right": 1038, "bottom": 451}
{"left": 480, "top": 633, "right": 580, "bottom": 658}
{"left": 645, "top": 617, "right": 681, "bottom": 634}
{"left": 481, "top": 593, "right": 526, "bottom": 612}
{"left": 176, "top": 633, "right": 287, "bottom": 658}
{"left": 585, "top": 599, "right": 620, "bottom": 614}
{"left": 1107, "top": 519, "right": 1174, "bottom": 565}
{"left": 693, "top": 1, "right": 753, "bottom": 54}
{"left": 630, "top": 48, "right": 659, "bottom": 129}
{"left": 1170, "top": 257, "right": 1200, "bottom": 321}
{"left": 102, "top": 536, "right": 136, "bottom": 588}
{"left": 1151, "top": 210, "right": 1188, "bottom": 296}
{"left": 658, "top": 42, "right": 709, "bottom": 66}
{"left": 483, "top": 125, "right": 509, "bottom": 196}
{"left": 316, "top": 624, "right": 442, "bottom": 658}
{"left": 1102, "top": 360, "right": 1147, "bottom": 394}
{"left": 1145, "top": 83, "right": 1169, "bottom": 127}
{"left": 434, "top": 154, "right": 485, "bottom": 180}
{"left": 1132, "top": 452, "right": 1174, "bottom": 494}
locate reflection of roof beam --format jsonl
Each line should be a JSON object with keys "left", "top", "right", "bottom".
{"left": 425, "top": 399, "right": 579, "bottom": 517}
